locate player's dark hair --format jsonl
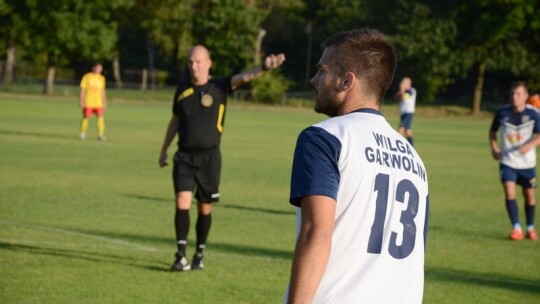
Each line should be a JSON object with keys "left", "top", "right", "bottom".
{"left": 511, "top": 81, "right": 528, "bottom": 92}
{"left": 322, "top": 28, "right": 397, "bottom": 102}
{"left": 92, "top": 62, "right": 103, "bottom": 68}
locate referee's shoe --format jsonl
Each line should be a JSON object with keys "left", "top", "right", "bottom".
{"left": 170, "top": 253, "right": 191, "bottom": 271}
{"left": 191, "top": 252, "right": 204, "bottom": 270}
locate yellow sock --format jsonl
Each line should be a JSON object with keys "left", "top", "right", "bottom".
{"left": 81, "top": 117, "right": 89, "bottom": 134}
{"left": 97, "top": 116, "right": 105, "bottom": 135}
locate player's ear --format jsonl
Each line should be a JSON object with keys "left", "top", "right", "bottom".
{"left": 342, "top": 72, "right": 355, "bottom": 91}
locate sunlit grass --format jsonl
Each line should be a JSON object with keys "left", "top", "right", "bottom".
{"left": 1, "top": 94, "right": 539, "bottom": 303}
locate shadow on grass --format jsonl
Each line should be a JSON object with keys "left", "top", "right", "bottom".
{"left": 219, "top": 204, "right": 295, "bottom": 216}
{"left": 426, "top": 266, "right": 540, "bottom": 295}
{"left": 125, "top": 194, "right": 170, "bottom": 203}
{"left": 209, "top": 241, "right": 292, "bottom": 261}
{"left": 0, "top": 129, "right": 75, "bottom": 140}
{"left": 125, "top": 195, "right": 295, "bottom": 216}
{"left": 428, "top": 225, "right": 506, "bottom": 241}
{"left": 0, "top": 234, "right": 291, "bottom": 275}
{"left": 0, "top": 241, "right": 168, "bottom": 272}
{"left": 1, "top": 218, "right": 293, "bottom": 266}
{"left": 66, "top": 226, "right": 293, "bottom": 261}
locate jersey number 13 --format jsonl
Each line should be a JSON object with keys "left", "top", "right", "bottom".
{"left": 367, "top": 173, "right": 429, "bottom": 259}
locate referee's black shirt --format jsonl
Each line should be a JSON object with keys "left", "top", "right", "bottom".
{"left": 172, "top": 76, "right": 232, "bottom": 151}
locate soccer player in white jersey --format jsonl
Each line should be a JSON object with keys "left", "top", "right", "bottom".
{"left": 284, "top": 28, "right": 430, "bottom": 304}
{"left": 489, "top": 81, "right": 540, "bottom": 241}
{"left": 396, "top": 77, "right": 417, "bottom": 146}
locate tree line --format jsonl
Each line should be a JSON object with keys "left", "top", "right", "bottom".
{"left": 1, "top": 0, "right": 539, "bottom": 113}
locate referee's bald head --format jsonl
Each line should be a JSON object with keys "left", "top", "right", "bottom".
{"left": 189, "top": 45, "right": 211, "bottom": 61}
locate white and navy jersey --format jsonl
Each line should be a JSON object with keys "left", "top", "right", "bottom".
{"left": 287, "top": 108, "right": 429, "bottom": 304}
{"left": 400, "top": 87, "right": 416, "bottom": 114}
{"left": 490, "top": 105, "right": 540, "bottom": 169}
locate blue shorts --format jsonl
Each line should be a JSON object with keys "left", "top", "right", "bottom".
{"left": 399, "top": 113, "right": 414, "bottom": 130}
{"left": 500, "top": 164, "right": 537, "bottom": 188}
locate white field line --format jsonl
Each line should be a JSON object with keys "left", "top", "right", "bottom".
{"left": 0, "top": 237, "right": 152, "bottom": 251}
{"left": 0, "top": 237, "right": 291, "bottom": 263}
{"left": 0, "top": 220, "right": 156, "bottom": 252}
{"left": 0, "top": 220, "right": 292, "bottom": 262}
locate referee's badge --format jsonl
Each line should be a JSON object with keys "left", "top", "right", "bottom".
{"left": 201, "top": 94, "right": 214, "bottom": 107}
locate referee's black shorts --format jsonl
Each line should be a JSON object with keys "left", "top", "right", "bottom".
{"left": 173, "top": 148, "right": 221, "bottom": 203}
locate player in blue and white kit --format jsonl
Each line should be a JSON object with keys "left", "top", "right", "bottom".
{"left": 489, "top": 81, "right": 540, "bottom": 241}
{"left": 396, "top": 77, "right": 416, "bottom": 146}
{"left": 284, "top": 29, "right": 430, "bottom": 304}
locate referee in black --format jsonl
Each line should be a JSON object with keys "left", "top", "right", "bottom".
{"left": 158, "top": 45, "right": 285, "bottom": 271}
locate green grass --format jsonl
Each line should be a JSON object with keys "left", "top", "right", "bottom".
{"left": 1, "top": 82, "right": 176, "bottom": 103}
{"left": 1, "top": 93, "right": 539, "bottom": 303}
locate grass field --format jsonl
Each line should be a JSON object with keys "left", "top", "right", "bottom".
{"left": 1, "top": 93, "right": 539, "bottom": 304}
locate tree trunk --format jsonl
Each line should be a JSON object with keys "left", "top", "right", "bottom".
{"left": 141, "top": 68, "right": 148, "bottom": 91}
{"left": 43, "top": 54, "right": 56, "bottom": 95}
{"left": 4, "top": 44, "right": 16, "bottom": 84}
{"left": 471, "top": 62, "right": 486, "bottom": 115}
{"left": 147, "top": 40, "right": 156, "bottom": 89}
{"left": 254, "top": 28, "right": 267, "bottom": 65}
{"left": 113, "top": 56, "right": 123, "bottom": 88}
{"left": 305, "top": 21, "right": 313, "bottom": 88}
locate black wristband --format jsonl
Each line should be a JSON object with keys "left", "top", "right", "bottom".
{"left": 262, "top": 62, "right": 269, "bottom": 71}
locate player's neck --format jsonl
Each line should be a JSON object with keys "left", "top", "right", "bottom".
{"left": 338, "top": 95, "right": 379, "bottom": 115}
{"left": 191, "top": 76, "right": 209, "bottom": 86}
{"left": 512, "top": 104, "right": 526, "bottom": 112}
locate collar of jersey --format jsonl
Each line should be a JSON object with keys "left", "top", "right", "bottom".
{"left": 192, "top": 81, "right": 212, "bottom": 90}
{"left": 349, "top": 108, "right": 383, "bottom": 116}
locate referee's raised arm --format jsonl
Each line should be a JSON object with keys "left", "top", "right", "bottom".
{"left": 230, "top": 53, "right": 286, "bottom": 91}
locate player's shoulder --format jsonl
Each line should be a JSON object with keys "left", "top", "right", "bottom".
{"left": 525, "top": 104, "right": 540, "bottom": 115}
{"left": 210, "top": 76, "right": 231, "bottom": 82}
{"left": 311, "top": 116, "right": 347, "bottom": 140}
{"left": 294, "top": 126, "right": 342, "bottom": 168}
{"left": 296, "top": 125, "right": 342, "bottom": 153}
{"left": 495, "top": 104, "right": 512, "bottom": 115}
{"left": 299, "top": 124, "right": 337, "bottom": 142}
{"left": 210, "top": 76, "right": 232, "bottom": 89}
{"left": 311, "top": 109, "right": 386, "bottom": 144}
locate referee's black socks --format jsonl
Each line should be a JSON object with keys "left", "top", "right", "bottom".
{"left": 175, "top": 209, "right": 190, "bottom": 256}
{"left": 196, "top": 213, "right": 212, "bottom": 254}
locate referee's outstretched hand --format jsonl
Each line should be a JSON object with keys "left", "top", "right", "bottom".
{"left": 263, "top": 54, "right": 286, "bottom": 70}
